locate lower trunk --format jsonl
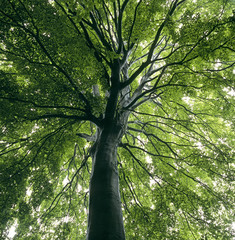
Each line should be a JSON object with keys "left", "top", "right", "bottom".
{"left": 86, "top": 125, "right": 125, "bottom": 240}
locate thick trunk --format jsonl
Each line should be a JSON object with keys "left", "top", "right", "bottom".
{"left": 86, "top": 124, "right": 125, "bottom": 240}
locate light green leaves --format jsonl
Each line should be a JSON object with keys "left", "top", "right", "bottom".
{"left": 0, "top": 0, "right": 234, "bottom": 239}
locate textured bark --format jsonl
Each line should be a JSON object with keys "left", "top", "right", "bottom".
{"left": 86, "top": 123, "right": 125, "bottom": 240}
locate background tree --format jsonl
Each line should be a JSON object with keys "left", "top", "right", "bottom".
{"left": 0, "top": 0, "right": 234, "bottom": 239}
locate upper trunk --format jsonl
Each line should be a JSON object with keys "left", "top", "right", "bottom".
{"left": 86, "top": 122, "right": 126, "bottom": 240}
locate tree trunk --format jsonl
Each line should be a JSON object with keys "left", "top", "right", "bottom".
{"left": 86, "top": 123, "right": 126, "bottom": 240}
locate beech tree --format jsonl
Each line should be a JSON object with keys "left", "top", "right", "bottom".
{"left": 0, "top": 0, "right": 234, "bottom": 239}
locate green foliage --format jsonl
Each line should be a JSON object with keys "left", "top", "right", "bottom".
{"left": 0, "top": 0, "right": 234, "bottom": 239}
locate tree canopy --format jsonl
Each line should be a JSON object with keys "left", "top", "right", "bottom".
{"left": 0, "top": 0, "right": 234, "bottom": 239}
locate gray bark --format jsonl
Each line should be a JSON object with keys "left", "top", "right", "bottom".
{"left": 86, "top": 123, "right": 126, "bottom": 240}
